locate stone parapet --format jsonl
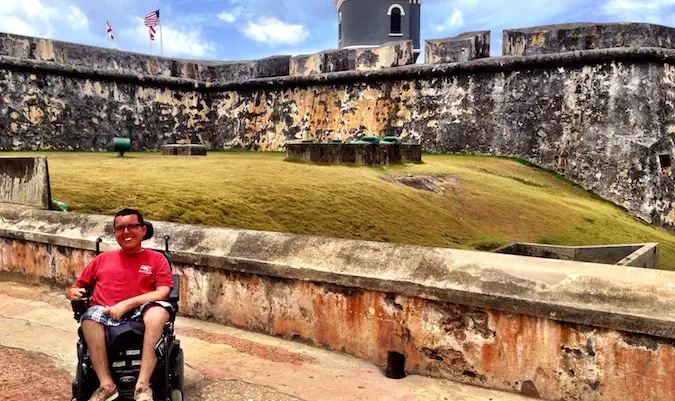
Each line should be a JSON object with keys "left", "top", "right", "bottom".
{"left": 289, "top": 41, "right": 414, "bottom": 77}
{"left": 425, "top": 31, "right": 490, "bottom": 64}
{"left": 503, "top": 22, "right": 675, "bottom": 56}
{"left": 0, "top": 32, "right": 289, "bottom": 82}
{"left": 1, "top": 205, "right": 675, "bottom": 400}
{"left": 354, "top": 40, "right": 414, "bottom": 71}
{"left": 289, "top": 49, "right": 354, "bottom": 77}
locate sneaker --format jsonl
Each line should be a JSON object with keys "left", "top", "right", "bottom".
{"left": 134, "top": 384, "right": 153, "bottom": 401}
{"left": 88, "top": 383, "right": 119, "bottom": 401}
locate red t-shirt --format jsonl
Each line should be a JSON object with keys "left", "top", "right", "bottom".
{"left": 74, "top": 249, "right": 174, "bottom": 307}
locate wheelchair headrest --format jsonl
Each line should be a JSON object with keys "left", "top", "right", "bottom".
{"left": 143, "top": 221, "right": 154, "bottom": 241}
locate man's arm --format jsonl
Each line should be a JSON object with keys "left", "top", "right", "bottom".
{"left": 103, "top": 286, "right": 171, "bottom": 320}
{"left": 66, "top": 256, "right": 99, "bottom": 300}
{"left": 123, "top": 286, "right": 171, "bottom": 309}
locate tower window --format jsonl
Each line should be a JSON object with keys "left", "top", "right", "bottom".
{"left": 387, "top": 4, "right": 405, "bottom": 35}
{"left": 390, "top": 8, "right": 401, "bottom": 34}
{"left": 338, "top": 12, "right": 342, "bottom": 40}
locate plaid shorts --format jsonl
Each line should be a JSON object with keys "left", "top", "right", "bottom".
{"left": 81, "top": 301, "right": 174, "bottom": 327}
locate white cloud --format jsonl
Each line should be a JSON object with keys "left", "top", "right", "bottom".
{"left": 436, "top": 9, "right": 464, "bottom": 32}
{"left": 0, "top": 16, "right": 35, "bottom": 37}
{"left": 601, "top": 0, "right": 675, "bottom": 23}
{"left": 0, "top": 0, "right": 89, "bottom": 39}
{"left": 126, "top": 18, "right": 217, "bottom": 58}
{"left": 66, "top": 5, "right": 89, "bottom": 31}
{"left": 243, "top": 17, "right": 309, "bottom": 47}
{"left": 217, "top": 7, "right": 244, "bottom": 23}
{"left": 603, "top": 0, "right": 675, "bottom": 11}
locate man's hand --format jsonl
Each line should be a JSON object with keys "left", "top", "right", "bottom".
{"left": 66, "top": 287, "right": 87, "bottom": 301}
{"left": 102, "top": 302, "right": 130, "bottom": 321}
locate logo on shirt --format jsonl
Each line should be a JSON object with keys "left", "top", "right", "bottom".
{"left": 139, "top": 265, "right": 152, "bottom": 275}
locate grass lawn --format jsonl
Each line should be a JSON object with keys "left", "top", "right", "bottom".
{"left": 5, "top": 151, "right": 675, "bottom": 270}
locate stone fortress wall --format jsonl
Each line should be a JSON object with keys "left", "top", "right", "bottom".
{"left": 1, "top": 23, "right": 675, "bottom": 231}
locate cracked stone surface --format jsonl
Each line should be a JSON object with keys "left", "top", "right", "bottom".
{"left": 0, "top": 281, "right": 530, "bottom": 401}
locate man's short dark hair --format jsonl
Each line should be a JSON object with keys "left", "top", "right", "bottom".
{"left": 114, "top": 208, "right": 144, "bottom": 227}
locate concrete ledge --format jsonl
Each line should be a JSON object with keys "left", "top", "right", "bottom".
{"left": 0, "top": 205, "right": 674, "bottom": 340}
{"left": 0, "top": 157, "right": 51, "bottom": 209}
{"left": 2, "top": 206, "right": 675, "bottom": 399}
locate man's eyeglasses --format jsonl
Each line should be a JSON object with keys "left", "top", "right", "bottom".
{"left": 114, "top": 224, "right": 144, "bottom": 233}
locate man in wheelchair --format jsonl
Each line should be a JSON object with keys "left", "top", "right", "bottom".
{"left": 66, "top": 209, "right": 179, "bottom": 401}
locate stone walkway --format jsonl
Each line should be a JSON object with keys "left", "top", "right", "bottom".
{"left": 0, "top": 281, "right": 531, "bottom": 401}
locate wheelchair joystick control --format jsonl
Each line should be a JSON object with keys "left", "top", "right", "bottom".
{"left": 71, "top": 287, "right": 93, "bottom": 320}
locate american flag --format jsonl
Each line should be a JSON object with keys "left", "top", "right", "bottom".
{"left": 144, "top": 10, "right": 160, "bottom": 27}
{"left": 148, "top": 26, "right": 156, "bottom": 41}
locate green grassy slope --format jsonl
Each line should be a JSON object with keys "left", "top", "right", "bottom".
{"left": 5, "top": 151, "right": 675, "bottom": 270}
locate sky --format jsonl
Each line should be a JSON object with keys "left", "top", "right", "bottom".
{"left": 1, "top": 0, "right": 674, "bottom": 62}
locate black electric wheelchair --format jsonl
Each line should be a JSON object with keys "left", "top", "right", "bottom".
{"left": 70, "top": 222, "right": 185, "bottom": 401}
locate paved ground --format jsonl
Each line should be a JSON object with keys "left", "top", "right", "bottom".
{"left": 0, "top": 281, "right": 531, "bottom": 401}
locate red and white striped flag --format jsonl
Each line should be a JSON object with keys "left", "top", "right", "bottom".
{"left": 148, "top": 26, "right": 156, "bottom": 41}
{"left": 144, "top": 10, "right": 160, "bottom": 27}
{"left": 106, "top": 21, "right": 114, "bottom": 40}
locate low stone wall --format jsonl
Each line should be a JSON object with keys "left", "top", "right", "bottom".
{"left": 0, "top": 205, "right": 673, "bottom": 400}
{"left": 284, "top": 142, "right": 422, "bottom": 165}
{"left": 0, "top": 157, "right": 50, "bottom": 209}
{"left": 160, "top": 144, "right": 208, "bottom": 156}
{"left": 495, "top": 243, "right": 660, "bottom": 268}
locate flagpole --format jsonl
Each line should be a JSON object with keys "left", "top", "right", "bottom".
{"left": 158, "top": 0, "right": 163, "bottom": 57}
{"left": 160, "top": 23, "right": 164, "bottom": 57}
{"left": 150, "top": 32, "right": 153, "bottom": 55}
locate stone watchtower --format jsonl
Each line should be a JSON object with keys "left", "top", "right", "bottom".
{"left": 335, "top": 0, "right": 421, "bottom": 60}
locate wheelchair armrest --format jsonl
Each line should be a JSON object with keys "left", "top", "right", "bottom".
{"left": 169, "top": 274, "right": 180, "bottom": 303}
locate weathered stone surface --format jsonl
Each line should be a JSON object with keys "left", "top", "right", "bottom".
{"left": 0, "top": 157, "right": 50, "bottom": 209}
{"left": 2, "top": 206, "right": 675, "bottom": 400}
{"left": 160, "top": 144, "right": 207, "bottom": 156}
{"left": 207, "top": 56, "right": 291, "bottom": 82}
{"left": 2, "top": 41, "right": 675, "bottom": 229}
{"left": 425, "top": 31, "right": 490, "bottom": 64}
{"left": 355, "top": 40, "right": 414, "bottom": 71}
{"left": 289, "top": 49, "right": 353, "bottom": 77}
{"left": 289, "top": 54, "right": 323, "bottom": 77}
{"left": 0, "top": 32, "right": 289, "bottom": 82}
{"left": 503, "top": 22, "right": 675, "bottom": 56}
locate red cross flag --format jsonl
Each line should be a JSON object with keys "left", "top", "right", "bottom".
{"left": 106, "top": 21, "right": 114, "bottom": 40}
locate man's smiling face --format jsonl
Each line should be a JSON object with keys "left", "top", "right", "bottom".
{"left": 113, "top": 214, "right": 146, "bottom": 253}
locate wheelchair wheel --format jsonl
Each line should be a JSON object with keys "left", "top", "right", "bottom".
{"left": 173, "top": 348, "right": 184, "bottom": 391}
{"left": 171, "top": 389, "right": 183, "bottom": 401}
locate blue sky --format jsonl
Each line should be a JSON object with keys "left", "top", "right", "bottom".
{"left": 1, "top": 0, "right": 675, "bottom": 61}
